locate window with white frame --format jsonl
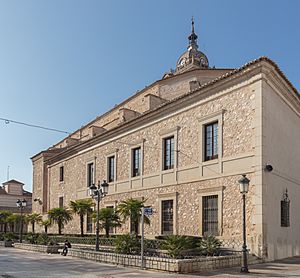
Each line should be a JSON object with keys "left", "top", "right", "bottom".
{"left": 132, "top": 147, "right": 141, "bottom": 177}
{"left": 204, "top": 122, "right": 218, "bottom": 161}
{"left": 163, "top": 136, "right": 174, "bottom": 170}
{"left": 107, "top": 156, "right": 115, "bottom": 182}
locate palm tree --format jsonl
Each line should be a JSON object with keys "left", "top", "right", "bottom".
{"left": 6, "top": 214, "right": 18, "bottom": 232}
{"left": 69, "top": 199, "right": 94, "bottom": 236}
{"left": 40, "top": 219, "right": 52, "bottom": 234}
{"left": 0, "top": 210, "right": 12, "bottom": 233}
{"left": 117, "top": 198, "right": 150, "bottom": 236}
{"left": 48, "top": 207, "right": 72, "bottom": 235}
{"left": 93, "top": 207, "right": 121, "bottom": 237}
{"left": 26, "top": 213, "right": 42, "bottom": 233}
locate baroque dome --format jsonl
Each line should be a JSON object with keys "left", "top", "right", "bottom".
{"left": 175, "top": 18, "right": 209, "bottom": 74}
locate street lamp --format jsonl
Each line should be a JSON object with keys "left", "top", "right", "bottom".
{"left": 89, "top": 180, "right": 109, "bottom": 251}
{"left": 238, "top": 174, "right": 250, "bottom": 273}
{"left": 16, "top": 199, "right": 27, "bottom": 243}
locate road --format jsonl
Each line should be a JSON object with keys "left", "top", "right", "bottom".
{"left": 2, "top": 247, "right": 300, "bottom": 277}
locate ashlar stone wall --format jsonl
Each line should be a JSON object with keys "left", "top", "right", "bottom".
{"left": 43, "top": 78, "right": 257, "bottom": 247}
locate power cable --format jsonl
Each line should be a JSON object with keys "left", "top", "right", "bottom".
{"left": 0, "top": 117, "right": 71, "bottom": 135}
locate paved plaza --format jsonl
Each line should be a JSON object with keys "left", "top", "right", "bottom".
{"left": 0, "top": 247, "right": 176, "bottom": 278}
{"left": 2, "top": 247, "right": 300, "bottom": 277}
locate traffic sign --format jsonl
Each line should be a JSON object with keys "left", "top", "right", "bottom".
{"left": 143, "top": 207, "right": 153, "bottom": 216}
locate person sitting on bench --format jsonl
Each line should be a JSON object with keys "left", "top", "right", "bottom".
{"left": 61, "top": 239, "right": 71, "bottom": 256}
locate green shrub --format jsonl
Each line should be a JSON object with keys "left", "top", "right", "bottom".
{"left": 36, "top": 233, "right": 53, "bottom": 245}
{"left": 0, "top": 233, "right": 4, "bottom": 241}
{"left": 161, "top": 235, "right": 196, "bottom": 258}
{"left": 114, "top": 233, "right": 140, "bottom": 254}
{"left": 25, "top": 232, "right": 39, "bottom": 244}
{"left": 199, "top": 235, "right": 221, "bottom": 256}
{"left": 4, "top": 232, "right": 16, "bottom": 241}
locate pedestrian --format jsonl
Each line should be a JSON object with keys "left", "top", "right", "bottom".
{"left": 61, "top": 239, "right": 71, "bottom": 256}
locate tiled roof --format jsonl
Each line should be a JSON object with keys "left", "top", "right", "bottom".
{"left": 43, "top": 56, "right": 300, "bottom": 165}
{"left": 2, "top": 179, "right": 24, "bottom": 185}
{"left": 23, "top": 190, "right": 32, "bottom": 196}
{"left": 162, "top": 56, "right": 299, "bottom": 106}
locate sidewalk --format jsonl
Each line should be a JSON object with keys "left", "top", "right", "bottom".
{"left": 2, "top": 247, "right": 300, "bottom": 277}
{"left": 197, "top": 256, "right": 300, "bottom": 277}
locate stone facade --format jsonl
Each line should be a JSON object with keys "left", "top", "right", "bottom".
{"left": 0, "top": 179, "right": 32, "bottom": 214}
{"left": 31, "top": 23, "right": 300, "bottom": 262}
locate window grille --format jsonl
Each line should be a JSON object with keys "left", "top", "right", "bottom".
{"left": 86, "top": 209, "right": 93, "bottom": 233}
{"left": 130, "top": 216, "right": 140, "bottom": 234}
{"left": 204, "top": 122, "right": 218, "bottom": 161}
{"left": 163, "top": 136, "right": 174, "bottom": 170}
{"left": 202, "top": 195, "right": 218, "bottom": 235}
{"left": 161, "top": 200, "right": 174, "bottom": 234}
{"left": 281, "top": 189, "right": 290, "bottom": 227}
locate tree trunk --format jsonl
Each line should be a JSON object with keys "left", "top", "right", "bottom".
{"left": 45, "top": 225, "right": 48, "bottom": 234}
{"left": 58, "top": 222, "right": 62, "bottom": 235}
{"left": 134, "top": 221, "right": 139, "bottom": 237}
{"left": 4, "top": 223, "right": 7, "bottom": 233}
{"left": 105, "top": 223, "right": 109, "bottom": 238}
{"left": 80, "top": 214, "right": 84, "bottom": 236}
{"left": 32, "top": 222, "right": 35, "bottom": 234}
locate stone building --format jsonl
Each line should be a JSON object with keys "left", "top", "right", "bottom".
{"left": 31, "top": 20, "right": 300, "bottom": 261}
{"left": 0, "top": 179, "right": 32, "bottom": 232}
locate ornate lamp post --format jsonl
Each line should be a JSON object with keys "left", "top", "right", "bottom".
{"left": 238, "top": 174, "right": 250, "bottom": 273}
{"left": 89, "top": 180, "right": 109, "bottom": 251}
{"left": 16, "top": 199, "right": 27, "bottom": 243}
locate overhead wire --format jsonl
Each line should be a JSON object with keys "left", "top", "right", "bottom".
{"left": 0, "top": 117, "right": 71, "bottom": 135}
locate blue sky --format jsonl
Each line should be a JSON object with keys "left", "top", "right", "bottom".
{"left": 0, "top": 0, "right": 299, "bottom": 192}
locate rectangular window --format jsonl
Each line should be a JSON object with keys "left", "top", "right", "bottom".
{"left": 59, "top": 166, "right": 64, "bottom": 182}
{"left": 202, "top": 195, "right": 218, "bottom": 236}
{"left": 132, "top": 147, "right": 141, "bottom": 177}
{"left": 107, "top": 156, "right": 115, "bottom": 182}
{"left": 204, "top": 122, "right": 218, "bottom": 161}
{"left": 87, "top": 162, "right": 94, "bottom": 187}
{"left": 106, "top": 206, "right": 115, "bottom": 234}
{"left": 86, "top": 209, "right": 93, "bottom": 233}
{"left": 163, "top": 136, "right": 174, "bottom": 170}
{"left": 130, "top": 217, "right": 140, "bottom": 234}
{"left": 59, "top": 196, "right": 64, "bottom": 208}
{"left": 281, "top": 200, "right": 290, "bottom": 227}
{"left": 161, "top": 200, "right": 174, "bottom": 235}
